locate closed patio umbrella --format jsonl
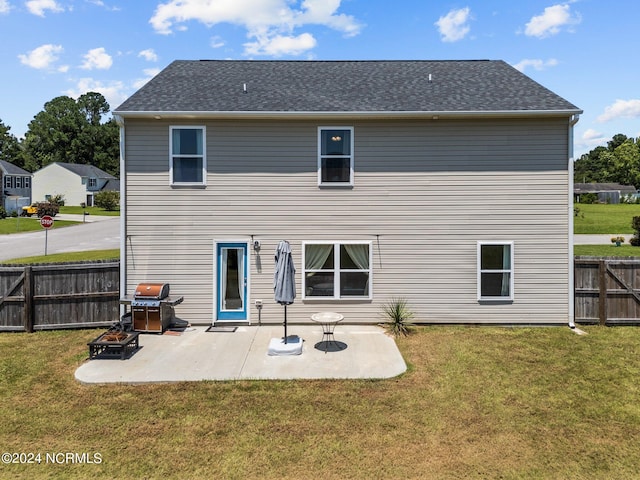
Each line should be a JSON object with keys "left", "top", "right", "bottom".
{"left": 274, "top": 240, "right": 296, "bottom": 343}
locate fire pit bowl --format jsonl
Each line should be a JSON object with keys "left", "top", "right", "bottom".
{"left": 88, "top": 331, "right": 140, "bottom": 360}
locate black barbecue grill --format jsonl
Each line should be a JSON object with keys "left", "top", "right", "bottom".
{"left": 120, "top": 283, "right": 184, "bottom": 333}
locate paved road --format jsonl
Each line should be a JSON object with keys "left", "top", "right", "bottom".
{"left": 0, "top": 216, "right": 120, "bottom": 261}
{"left": 574, "top": 234, "right": 628, "bottom": 245}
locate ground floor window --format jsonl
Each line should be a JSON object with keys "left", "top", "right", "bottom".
{"left": 478, "top": 241, "right": 514, "bottom": 301}
{"left": 303, "top": 241, "right": 371, "bottom": 299}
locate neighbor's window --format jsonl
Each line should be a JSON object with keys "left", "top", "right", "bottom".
{"left": 4, "top": 176, "right": 13, "bottom": 189}
{"left": 88, "top": 178, "right": 97, "bottom": 188}
{"left": 478, "top": 241, "right": 514, "bottom": 301}
{"left": 170, "top": 126, "right": 206, "bottom": 185}
{"left": 303, "top": 241, "right": 371, "bottom": 299}
{"left": 24, "top": 177, "right": 31, "bottom": 188}
{"left": 318, "top": 127, "right": 353, "bottom": 186}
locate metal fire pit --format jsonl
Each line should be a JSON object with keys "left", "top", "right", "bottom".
{"left": 88, "top": 331, "right": 140, "bottom": 360}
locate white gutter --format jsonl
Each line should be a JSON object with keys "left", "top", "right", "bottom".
{"left": 113, "top": 109, "right": 583, "bottom": 120}
{"left": 114, "top": 114, "right": 126, "bottom": 314}
{"left": 568, "top": 113, "right": 580, "bottom": 329}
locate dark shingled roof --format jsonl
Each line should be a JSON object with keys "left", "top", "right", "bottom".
{"left": 0, "top": 160, "right": 30, "bottom": 176}
{"left": 56, "top": 162, "right": 115, "bottom": 179}
{"left": 115, "top": 60, "right": 580, "bottom": 115}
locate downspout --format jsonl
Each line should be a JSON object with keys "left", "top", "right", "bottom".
{"left": 114, "top": 114, "right": 127, "bottom": 314}
{"left": 568, "top": 114, "right": 580, "bottom": 328}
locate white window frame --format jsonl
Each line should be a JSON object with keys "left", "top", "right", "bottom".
{"left": 317, "top": 126, "right": 354, "bottom": 187}
{"left": 302, "top": 240, "right": 372, "bottom": 300}
{"left": 169, "top": 126, "right": 207, "bottom": 186}
{"left": 24, "top": 177, "right": 31, "bottom": 188}
{"left": 477, "top": 241, "right": 514, "bottom": 301}
{"left": 88, "top": 178, "right": 97, "bottom": 188}
{"left": 4, "top": 176, "right": 13, "bottom": 189}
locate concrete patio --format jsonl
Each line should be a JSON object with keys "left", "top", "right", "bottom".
{"left": 75, "top": 324, "right": 407, "bottom": 384}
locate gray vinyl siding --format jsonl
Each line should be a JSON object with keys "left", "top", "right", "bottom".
{"left": 123, "top": 117, "right": 571, "bottom": 325}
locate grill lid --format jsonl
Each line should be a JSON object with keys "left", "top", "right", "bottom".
{"left": 134, "top": 283, "right": 170, "bottom": 300}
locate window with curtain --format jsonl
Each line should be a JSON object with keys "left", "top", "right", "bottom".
{"left": 318, "top": 127, "right": 353, "bottom": 186}
{"left": 477, "top": 242, "right": 514, "bottom": 301}
{"left": 303, "top": 241, "right": 371, "bottom": 299}
{"left": 170, "top": 126, "right": 206, "bottom": 185}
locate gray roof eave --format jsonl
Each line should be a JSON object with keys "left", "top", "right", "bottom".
{"left": 114, "top": 109, "right": 583, "bottom": 120}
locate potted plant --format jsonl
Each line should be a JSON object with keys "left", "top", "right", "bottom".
{"left": 611, "top": 236, "right": 625, "bottom": 247}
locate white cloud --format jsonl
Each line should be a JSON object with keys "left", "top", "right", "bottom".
{"left": 598, "top": 99, "right": 640, "bottom": 123}
{"left": 138, "top": 48, "right": 158, "bottom": 62}
{"left": 210, "top": 36, "right": 225, "bottom": 48}
{"left": 245, "top": 32, "right": 316, "bottom": 56}
{"left": 132, "top": 68, "right": 162, "bottom": 89}
{"left": 26, "top": 0, "right": 64, "bottom": 16}
{"left": 18, "top": 43, "right": 64, "bottom": 69}
{"left": 435, "top": 7, "right": 471, "bottom": 42}
{"left": 80, "top": 47, "right": 113, "bottom": 70}
{"left": 149, "top": 0, "right": 362, "bottom": 56}
{"left": 0, "top": 0, "right": 11, "bottom": 14}
{"left": 576, "top": 128, "right": 608, "bottom": 154}
{"left": 512, "top": 58, "right": 559, "bottom": 72}
{"left": 524, "top": 3, "right": 581, "bottom": 38}
{"left": 64, "top": 77, "right": 128, "bottom": 110}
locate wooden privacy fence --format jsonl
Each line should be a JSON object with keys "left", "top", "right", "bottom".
{"left": 575, "top": 257, "right": 640, "bottom": 326}
{"left": 0, "top": 261, "right": 119, "bottom": 332}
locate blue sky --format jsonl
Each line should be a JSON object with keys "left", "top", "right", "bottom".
{"left": 1, "top": 0, "right": 638, "bottom": 157}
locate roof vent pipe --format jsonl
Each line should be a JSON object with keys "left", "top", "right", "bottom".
{"left": 243, "top": 83, "right": 247, "bottom": 93}
{"left": 428, "top": 74, "right": 432, "bottom": 83}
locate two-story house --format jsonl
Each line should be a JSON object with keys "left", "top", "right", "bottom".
{"left": 32, "top": 162, "right": 117, "bottom": 206}
{"left": 0, "top": 159, "right": 32, "bottom": 215}
{"left": 114, "top": 60, "right": 581, "bottom": 326}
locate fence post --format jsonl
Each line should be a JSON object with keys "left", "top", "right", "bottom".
{"left": 598, "top": 260, "right": 607, "bottom": 326}
{"left": 23, "top": 266, "right": 34, "bottom": 333}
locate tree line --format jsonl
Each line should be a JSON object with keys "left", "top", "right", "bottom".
{"left": 0, "top": 92, "right": 119, "bottom": 177}
{"left": 574, "top": 133, "right": 640, "bottom": 187}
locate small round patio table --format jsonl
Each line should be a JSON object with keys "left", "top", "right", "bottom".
{"left": 311, "top": 312, "right": 346, "bottom": 352}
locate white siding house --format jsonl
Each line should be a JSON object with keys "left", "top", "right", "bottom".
{"left": 114, "top": 60, "right": 582, "bottom": 326}
{"left": 32, "top": 162, "right": 117, "bottom": 206}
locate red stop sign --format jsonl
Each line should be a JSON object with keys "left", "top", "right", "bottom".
{"left": 40, "top": 215, "right": 54, "bottom": 229}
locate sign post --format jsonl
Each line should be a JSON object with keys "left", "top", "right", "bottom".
{"left": 40, "top": 215, "right": 54, "bottom": 255}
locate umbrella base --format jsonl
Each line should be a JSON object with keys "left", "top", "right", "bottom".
{"left": 268, "top": 336, "right": 303, "bottom": 356}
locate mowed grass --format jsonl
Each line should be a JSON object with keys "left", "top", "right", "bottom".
{"left": 0, "top": 249, "right": 119, "bottom": 265}
{"left": 574, "top": 203, "right": 640, "bottom": 234}
{"left": 1, "top": 326, "right": 639, "bottom": 479}
{"left": 0, "top": 217, "right": 78, "bottom": 234}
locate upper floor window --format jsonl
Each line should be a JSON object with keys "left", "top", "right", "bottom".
{"left": 477, "top": 241, "right": 514, "bottom": 301}
{"left": 88, "top": 178, "right": 97, "bottom": 188}
{"left": 4, "top": 176, "right": 13, "bottom": 189}
{"left": 170, "top": 126, "right": 206, "bottom": 185}
{"left": 318, "top": 127, "right": 353, "bottom": 186}
{"left": 24, "top": 177, "right": 30, "bottom": 188}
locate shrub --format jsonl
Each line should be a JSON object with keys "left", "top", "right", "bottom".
{"left": 579, "top": 193, "right": 598, "bottom": 204}
{"left": 381, "top": 297, "right": 415, "bottom": 337}
{"left": 36, "top": 202, "right": 59, "bottom": 218}
{"left": 0, "top": 206, "right": 6, "bottom": 219}
{"left": 94, "top": 191, "right": 120, "bottom": 211}
{"left": 48, "top": 194, "right": 65, "bottom": 206}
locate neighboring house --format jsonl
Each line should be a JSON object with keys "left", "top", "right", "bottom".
{"left": 114, "top": 60, "right": 582, "bottom": 326}
{"left": 32, "top": 162, "right": 117, "bottom": 206}
{"left": 574, "top": 182, "right": 637, "bottom": 204}
{"left": 0, "top": 159, "right": 32, "bottom": 214}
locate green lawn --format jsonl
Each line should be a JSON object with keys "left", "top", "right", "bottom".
{"left": 1, "top": 326, "right": 639, "bottom": 479}
{"left": 59, "top": 206, "right": 119, "bottom": 216}
{"left": 0, "top": 249, "right": 119, "bottom": 265}
{"left": 0, "top": 217, "right": 78, "bottom": 234}
{"left": 574, "top": 203, "right": 640, "bottom": 234}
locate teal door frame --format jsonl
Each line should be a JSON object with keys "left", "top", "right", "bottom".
{"left": 215, "top": 242, "right": 248, "bottom": 321}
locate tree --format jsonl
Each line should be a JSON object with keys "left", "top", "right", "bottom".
{"left": 0, "top": 119, "right": 23, "bottom": 167}
{"left": 21, "top": 92, "right": 119, "bottom": 175}
{"left": 574, "top": 133, "right": 640, "bottom": 188}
